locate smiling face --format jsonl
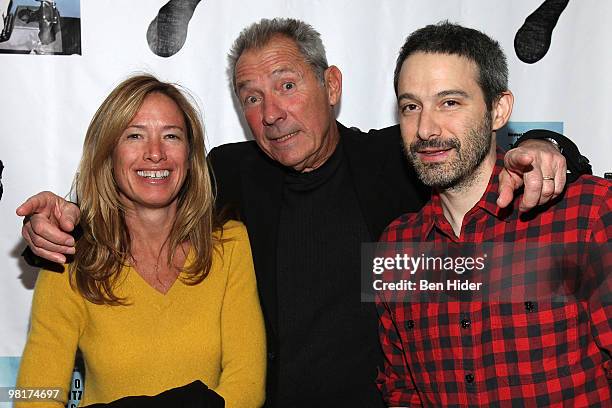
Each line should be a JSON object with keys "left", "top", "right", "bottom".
{"left": 112, "top": 92, "right": 189, "bottom": 211}
{"left": 397, "top": 52, "right": 507, "bottom": 190}
{"left": 234, "top": 35, "right": 342, "bottom": 172}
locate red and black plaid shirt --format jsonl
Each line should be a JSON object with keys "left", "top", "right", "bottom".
{"left": 376, "top": 150, "right": 612, "bottom": 407}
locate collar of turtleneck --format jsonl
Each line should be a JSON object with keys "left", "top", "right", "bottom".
{"left": 283, "top": 141, "right": 343, "bottom": 192}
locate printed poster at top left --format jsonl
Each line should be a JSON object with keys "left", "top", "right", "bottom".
{"left": 0, "top": 0, "right": 80, "bottom": 55}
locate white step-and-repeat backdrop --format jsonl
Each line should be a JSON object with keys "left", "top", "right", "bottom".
{"left": 1, "top": 0, "right": 610, "bottom": 405}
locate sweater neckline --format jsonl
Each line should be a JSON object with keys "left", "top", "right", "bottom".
{"left": 283, "top": 141, "right": 343, "bottom": 191}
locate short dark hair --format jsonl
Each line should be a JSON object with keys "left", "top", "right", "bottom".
{"left": 394, "top": 21, "right": 508, "bottom": 108}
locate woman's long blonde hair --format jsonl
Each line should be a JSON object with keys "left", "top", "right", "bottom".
{"left": 72, "top": 74, "right": 217, "bottom": 305}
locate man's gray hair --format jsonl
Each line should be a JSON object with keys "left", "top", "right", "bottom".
{"left": 228, "top": 18, "right": 329, "bottom": 93}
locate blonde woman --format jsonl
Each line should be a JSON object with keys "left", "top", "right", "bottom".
{"left": 17, "top": 75, "right": 266, "bottom": 407}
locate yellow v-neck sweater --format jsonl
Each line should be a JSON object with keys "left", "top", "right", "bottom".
{"left": 17, "top": 220, "right": 266, "bottom": 407}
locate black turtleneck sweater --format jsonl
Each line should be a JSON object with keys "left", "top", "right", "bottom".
{"left": 276, "top": 142, "right": 385, "bottom": 407}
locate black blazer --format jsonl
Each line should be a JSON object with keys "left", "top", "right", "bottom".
{"left": 208, "top": 122, "right": 429, "bottom": 404}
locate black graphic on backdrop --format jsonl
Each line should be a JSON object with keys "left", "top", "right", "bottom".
{"left": 0, "top": 159, "right": 4, "bottom": 201}
{"left": 145, "top": 0, "right": 570, "bottom": 66}
{"left": 147, "top": 0, "right": 202, "bottom": 57}
{"left": 514, "top": 0, "right": 569, "bottom": 63}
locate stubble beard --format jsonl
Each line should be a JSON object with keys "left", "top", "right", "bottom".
{"left": 405, "top": 113, "right": 493, "bottom": 192}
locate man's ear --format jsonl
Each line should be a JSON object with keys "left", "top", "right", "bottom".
{"left": 324, "top": 65, "right": 342, "bottom": 106}
{"left": 491, "top": 90, "right": 514, "bottom": 131}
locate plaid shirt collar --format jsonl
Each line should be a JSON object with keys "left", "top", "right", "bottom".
{"left": 420, "top": 147, "right": 517, "bottom": 240}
